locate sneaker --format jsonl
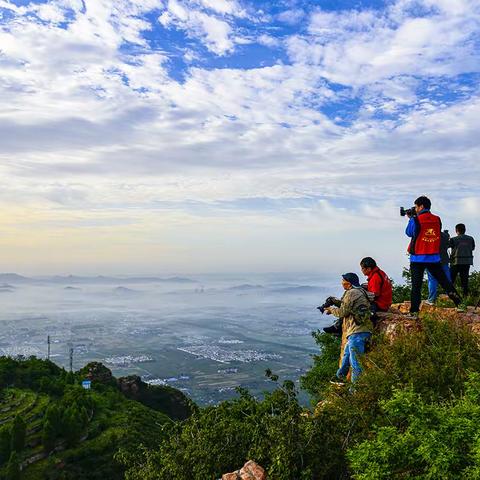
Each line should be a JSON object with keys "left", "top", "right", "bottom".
{"left": 405, "top": 312, "right": 419, "bottom": 320}
{"left": 329, "top": 375, "right": 346, "bottom": 386}
{"left": 424, "top": 300, "right": 435, "bottom": 306}
{"left": 323, "top": 324, "right": 342, "bottom": 336}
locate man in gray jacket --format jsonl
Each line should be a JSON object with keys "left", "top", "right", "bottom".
{"left": 450, "top": 223, "right": 475, "bottom": 297}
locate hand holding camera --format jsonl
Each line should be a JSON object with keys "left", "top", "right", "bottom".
{"left": 400, "top": 206, "right": 416, "bottom": 218}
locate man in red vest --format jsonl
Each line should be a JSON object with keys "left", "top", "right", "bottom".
{"left": 360, "top": 257, "right": 392, "bottom": 312}
{"left": 405, "top": 196, "right": 463, "bottom": 315}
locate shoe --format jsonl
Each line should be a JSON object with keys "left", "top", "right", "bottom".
{"left": 456, "top": 303, "right": 468, "bottom": 313}
{"left": 329, "top": 376, "right": 345, "bottom": 387}
{"left": 323, "top": 324, "right": 342, "bottom": 336}
{"left": 405, "top": 312, "right": 419, "bottom": 320}
{"left": 424, "top": 300, "right": 435, "bottom": 306}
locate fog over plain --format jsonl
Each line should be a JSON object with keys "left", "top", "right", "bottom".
{"left": 0, "top": 273, "right": 337, "bottom": 403}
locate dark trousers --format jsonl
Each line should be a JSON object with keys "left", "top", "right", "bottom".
{"left": 450, "top": 264, "right": 471, "bottom": 296}
{"left": 410, "top": 262, "right": 461, "bottom": 313}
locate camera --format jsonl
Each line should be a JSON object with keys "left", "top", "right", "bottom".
{"left": 317, "top": 296, "right": 337, "bottom": 314}
{"left": 400, "top": 206, "right": 416, "bottom": 217}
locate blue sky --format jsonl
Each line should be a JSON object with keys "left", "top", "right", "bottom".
{"left": 0, "top": 0, "right": 479, "bottom": 276}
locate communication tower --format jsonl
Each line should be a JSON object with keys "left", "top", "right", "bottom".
{"left": 69, "top": 347, "right": 74, "bottom": 372}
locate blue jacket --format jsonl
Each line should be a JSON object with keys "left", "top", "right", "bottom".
{"left": 405, "top": 209, "right": 441, "bottom": 263}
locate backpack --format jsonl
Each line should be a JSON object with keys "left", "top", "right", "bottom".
{"left": 353, "top": 288, "right": 375, "bottom": 326}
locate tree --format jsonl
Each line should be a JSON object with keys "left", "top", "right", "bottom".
{"left": 42, "top": 420, "right": 56, "bottom": 453}
{"left": 10, "top": 416, "right": 26, "bottom": 453}
{"left": 5, "top": 451, "right": 20, "bottom": 480}
{"left": 0, "top": 424, "right": 11, "bottom": 465}
{"left": 348, "top": 374, "right": 480, "bottom": 479}
{"left": 63, "top": 406, "right": 83, "bottom": 447}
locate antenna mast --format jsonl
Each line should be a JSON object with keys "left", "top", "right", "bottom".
{"left": 69, "top": 347, "right": 74, "bottom": 373}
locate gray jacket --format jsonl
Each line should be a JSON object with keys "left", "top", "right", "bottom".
{"left": 449, "top": 234, "right": 475, "bottom": 265}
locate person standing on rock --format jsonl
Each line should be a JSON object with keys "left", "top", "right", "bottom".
{"left": 449, "top": 223, "right": 475, "bottom": 297}
{"left": 426, "top": 229, "right": 451, "bottom": 305}
{"left": 325, "top": 273, "right": 373, "bottom": 383}
{"left": 360, "top": 257, "right": 393, "bottom": 313}
{"left": 405, "top": 196, "right": 463, "bottom": 315}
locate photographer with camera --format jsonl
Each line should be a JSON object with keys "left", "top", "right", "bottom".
{"left": 404, "top": 196, "right": 463, "bottom": 315}
{"left": 324, "top": 273, "right": 374, "bottom": 383}
{"left": 320, "top": 297, "right": 342, "bottom": 335}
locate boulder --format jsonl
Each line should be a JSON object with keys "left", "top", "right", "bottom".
{"left": 117, "top": 375, "right": 194, "bottom": 421}
{"left": 117, "top": 375, "right": 142, "bottom": 396}
{"left": 222, "top": 461, "right": 266, "bottom": 480}
{"left": 383, "top": 302, "right": 480, "bottom": 339}
{"left": 78, "top": 362, "right": 114, "bottom": 385}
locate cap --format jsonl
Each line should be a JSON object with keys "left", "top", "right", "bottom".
{"left": 342, "top": 272, "right": 360, "bottom": 287}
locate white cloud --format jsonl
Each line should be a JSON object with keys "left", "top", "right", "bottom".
{"left": 158, "top": 0, "right": 240, "bottom": 55}
{"left": 196, "top": 0, "right": 244, "bottom": 17}
{"left": 287, "top": 0, "right": 480, "bottom": 87}
{"left": 257, "top": 33, "right": 280, "bottom": 48}
{"left": 0, "top": 0, "right": 479, "bottom": 273}
{"left": 277, "top": 8, "right": 304, "bottom": 25}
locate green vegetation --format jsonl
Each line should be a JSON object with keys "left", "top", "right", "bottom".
{"left": 118, "top": 314, "right": 480, "bottom": 479}
{"left": 0, "top": 357, "right": 192, "bottom": 479}
{"left": 1, "top": 271, "right": 480, "bottom": 479}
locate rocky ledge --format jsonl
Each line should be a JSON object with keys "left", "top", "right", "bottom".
{"left": 222, "top": 460, "right": 266, "bottom": 480}
{"left": 375, "top": 301, "right": 480, "bottom": 340}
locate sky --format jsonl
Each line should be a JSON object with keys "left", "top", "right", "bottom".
{"left": 0, "top": 0, "right": 479, "bottom": 277}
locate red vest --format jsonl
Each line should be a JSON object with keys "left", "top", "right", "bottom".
{"left": 409, "top": 211, "right": 441, "bottom": 255}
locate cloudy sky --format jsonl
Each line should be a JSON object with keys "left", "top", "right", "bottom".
{"left": 0, "top": 0, "right": 479, "bottom": 277}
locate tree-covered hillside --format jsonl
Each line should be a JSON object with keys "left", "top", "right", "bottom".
{"left": 0, "top": 357, "right": 194, "bottom": 479}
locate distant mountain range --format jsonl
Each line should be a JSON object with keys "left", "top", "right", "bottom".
{"left": 0, "top": 273, "right": 198, "bottom": 285}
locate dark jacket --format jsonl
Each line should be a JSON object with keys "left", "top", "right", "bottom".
{"left": 449, "top": 234, "right": 475, "bottom": 265}
{"left": 439, "top": 231, "right": 450, "bottom": 265}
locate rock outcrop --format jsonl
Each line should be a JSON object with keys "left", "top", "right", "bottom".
{"left": 78, "top": 362, "right": 115, "bottom": 385}
{"left": 377, "top": 302, "right": 480, "bottom": 339}
{"left": 222, "top": 461, "right": 266, "bottom": 480}
{"left": 117, "top": 374, "right": 194, "bottom": 421}
{"left": 339, "top": 302, "right": 480, "bottom": 373}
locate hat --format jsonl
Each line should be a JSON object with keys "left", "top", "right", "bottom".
{"left": 342, "top": 272, "right": 360, "bottom": 287}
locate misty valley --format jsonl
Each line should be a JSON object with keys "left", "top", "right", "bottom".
{"left": 0, "top": 274, "right": 336, "bottom": 404}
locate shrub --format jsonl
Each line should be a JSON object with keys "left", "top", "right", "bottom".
{"left": 348, "top": 373, "right": 480, "bottom": 479}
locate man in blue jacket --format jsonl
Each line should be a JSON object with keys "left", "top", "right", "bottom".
{"left": 405, "top": 196, "right": 462, "bottom": 315}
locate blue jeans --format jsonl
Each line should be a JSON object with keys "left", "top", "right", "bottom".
{"left": 427, "top": 263, "right": 451, "bottom": 303}
{"left": 337, "top": 332, "right": 371, "bottom": 382}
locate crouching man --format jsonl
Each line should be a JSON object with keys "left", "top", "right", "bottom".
{"left": 325, "top": 273, "right": 373, "bottom": 383}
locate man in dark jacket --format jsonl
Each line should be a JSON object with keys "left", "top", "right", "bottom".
{"left": 405, "top": 196, "right": 462, "bottom": 314}
{"left": 426, "top": 230, "right": 451, "bottom": 304}
{"left": 450, "top": 223, "right": 475, "bottom": 297}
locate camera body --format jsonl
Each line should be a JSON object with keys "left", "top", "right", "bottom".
{"left": 317, "top": 296, "right": 337, "bottom": 314}
{"left": 400, "top": 206, "right": 416, "bottom": 217}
